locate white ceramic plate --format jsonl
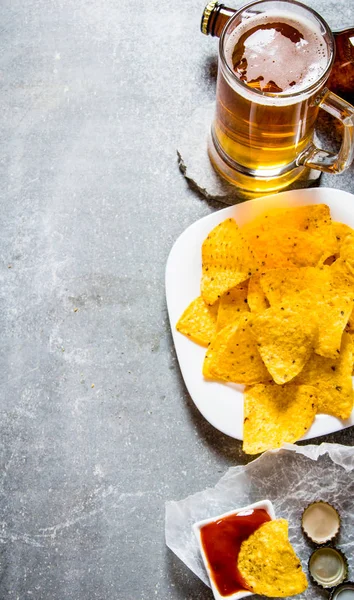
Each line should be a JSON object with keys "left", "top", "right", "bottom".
{"left": 165, "top": 187, "right": 354, "bottom": 440}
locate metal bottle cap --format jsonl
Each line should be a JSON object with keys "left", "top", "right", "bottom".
{"left": 329, "top": 582, "right": 354, "bottom": 600}
{"left": 200, "top": 0, "right": 218, "bottom": 35}
{"left": 302, "top": 501, "right": 341, "bottom": 545}
{"left": 309, "top": 547, "right": 348, "bottom": 589}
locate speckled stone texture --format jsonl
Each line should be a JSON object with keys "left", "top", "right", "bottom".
{"left": 0, "top": 1, "right": 353, "bottom": 599}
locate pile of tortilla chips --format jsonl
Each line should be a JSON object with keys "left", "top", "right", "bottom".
{"left": 176, "top": 204, "right": 354, "bottom": 454}
{"left": 238, "top": 519, "right": 308, "bottom": 597}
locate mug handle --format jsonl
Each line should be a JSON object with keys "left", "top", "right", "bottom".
{"left": 297, "top": 89, "right": 354, "bottom": 173}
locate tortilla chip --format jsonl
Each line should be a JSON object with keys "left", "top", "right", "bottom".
{"left": 293, "top": 332, "right": 354, "bottom": 419}
{"left": 338, "top": 233, "right": 354, "bottom": 266}
{"left": 346, "top": 307, "right": 354, "bottom": 334}
{"left": 260, "top": 267, "right": 330, "bottom": 306}
{"left": 348, "top": 332, "right": 354, "bottom": 374}
{"left": 245, "top": 228, "right": 335, "bottom": 269}
{"left": 316, "top": 292, "right": 353, "bottom": 357}
{"left": 216, "top": 284, "right": 249, "bottom": 332}
{"left": 260, "top": 268, "right": 353, "bottom": 358}
{"left": 241, "top": 205, "right": 336, "bottom": 269}
{"left": 247, "top": 274, "right": 269, "bottom": 313}
{"left": 176, "top": 296, "right": 218, "bottom": 347}
{"left": 257, "top": 204, "right": 331, "bottom": 232}
{"left": 238, "top": 520, "right": 308, "bottom": 597}
{"left": 201, "top": 218, "right": 257, "bottom": 306}
{"left": 331, "top": 258, "right": 354, "bottom": 293}
{"left": 250, "top": 305, "right": 317, "bottom": 384}
{"left": 243, "top": 204, "right": 333, "bottom": 235}
{"left": 203, "top": 314, "right": 270, "bottom": 384}
{"left": 333, "top": 222, "right": 354, "bottom": 254}
{"left": 243, "top": 384, "right": 317, "bottom": 454}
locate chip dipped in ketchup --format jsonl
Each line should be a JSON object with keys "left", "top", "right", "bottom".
{"left": 193, "top": 500, "right": 275, "bottom": 599}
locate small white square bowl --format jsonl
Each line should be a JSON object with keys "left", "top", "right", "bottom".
{"left": 193, "top": 500, "right": 276, "bottom": 600}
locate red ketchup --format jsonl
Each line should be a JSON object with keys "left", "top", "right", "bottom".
{"left": 200, "top": 508, "right": 271, "bottom": 596}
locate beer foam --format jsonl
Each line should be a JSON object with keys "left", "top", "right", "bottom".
{"left": 225, "top": 10, "right": 329, "bottom": 95}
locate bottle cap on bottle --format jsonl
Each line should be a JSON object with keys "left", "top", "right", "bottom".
{"left": 201, "top": 0, "right": 219, "bottom": 35}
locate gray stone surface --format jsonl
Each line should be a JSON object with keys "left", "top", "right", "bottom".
{"left": 0, "top": 1, "right": 353, "bottom": 599}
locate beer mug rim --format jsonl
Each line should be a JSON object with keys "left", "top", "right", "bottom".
{"left": 219, "top": 0, "right": 335, "bottom": 100}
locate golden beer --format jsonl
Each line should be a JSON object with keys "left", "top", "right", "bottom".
{"left": 214, "top": 73, "right": 321, "bottom": 171}
{"left": 209, "top": 0, "right": 338, "bottom": 196}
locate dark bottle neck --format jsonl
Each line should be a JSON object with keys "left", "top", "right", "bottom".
{"left": 201, "top": 2, "right": 235, "bottom": 37}
{"left": 329, "top": 29, "right": 354, "bottom": 99}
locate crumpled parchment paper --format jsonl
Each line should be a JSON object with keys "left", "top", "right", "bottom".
{"left": 165, "top": 443, "right": 354, "bottom": 599}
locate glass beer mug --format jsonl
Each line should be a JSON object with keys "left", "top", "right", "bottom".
{"left": 201, "top": 0, "right": 354, "bottom": 198}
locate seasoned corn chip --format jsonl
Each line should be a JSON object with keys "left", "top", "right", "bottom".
{"left": 176, "top": 296, "right": 218, "bottom": 347}
{"left": 244, "top": 228, "right": 333, "bottom": 269}
{"left": 333, "top": 222, "right": 354, "bottom": 255}
{"left": 346, "top": 307, "right": 354, "bottom": 334}
{"left": 201, "top": 218, "right": 257, "bottom": 305}
{"left": 247, "top": 274, "right": 269, "bottom": 313}
{"left": 216, "top": 284, "right": 249, "bottom": 332}
{"left": 294, "top": 332, "right": 354, "bottom": 419}
{"left": 203, "top": 314, "right": 270, "bottom": 384}
{"left": 250, "top": 305, "right": 317, "bottom": 384}
{"left": 260, "top": 266, "right": 329, "bottom": 305}
{"left": 331, "top": 258, "right": 354, "bottom": 293}
{"left": 246, "top": 204, "right": 332, "bottom": 233}
{"left": 260, "top": 268, "right": 353, "bottom": 358}
{"left": 242, "top": 204, "right": 336, "bottom": 269}
{"left": 238, "top": 520, "right": 308, "bottom": 597}
{"left": 243, "top": 384, "right": 317, "bottom": 454}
